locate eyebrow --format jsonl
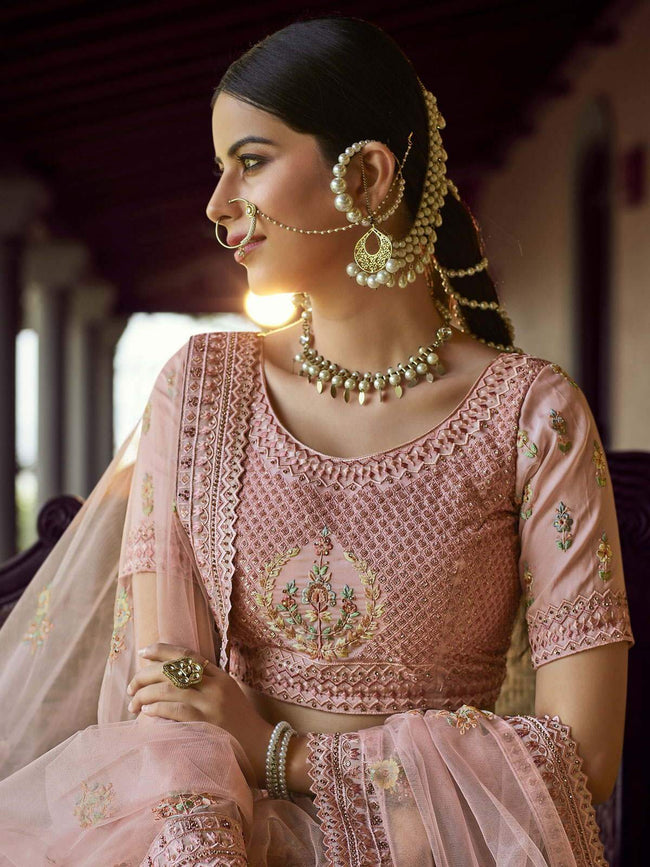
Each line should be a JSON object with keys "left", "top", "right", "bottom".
{"left": 214, "top": 136, "right": 277, "bottom": 165}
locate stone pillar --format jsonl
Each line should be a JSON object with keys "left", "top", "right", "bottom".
{"left": 22, "top": 240, "right": 91, "bottom": 508}
{"left": 65, "top": 281, "right": 117, "bottom": 497}
{"left": 93, "top": 317, "right": 128, "bottom": 483}
{"left": 0, "top": 175, "right": 50, "bottom": 559}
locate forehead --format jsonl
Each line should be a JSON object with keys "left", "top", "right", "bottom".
{"left": 211, "top": 92, "right": 288, "bottom": 146}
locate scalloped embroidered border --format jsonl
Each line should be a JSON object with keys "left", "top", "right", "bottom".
{"left": 228, "top": 644, "right": 501, "bottom": 715}
{"left": 527, "top": 587, "right": 634, "bottom": 668}
{"left": 250, "top": 348, "right": 547, "bottom": 488}
{"left": 505, "top": 714, "right": 608, "bottom": 867}
{"left": 142, "top": 811, "right": 247, "bottom": 866}
{"left": 176, "top": 332, "right": 258, "bottom": 669}
{"left": 306, "top": 731, "right": 391, "bottom": 866}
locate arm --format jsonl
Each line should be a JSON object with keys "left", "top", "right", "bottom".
{"left": 535, "top": 641, "right": 628, "bottom": 805}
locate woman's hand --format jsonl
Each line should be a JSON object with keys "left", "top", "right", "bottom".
{"left": 126, "top": 642, "right": 273, "bottom": 787}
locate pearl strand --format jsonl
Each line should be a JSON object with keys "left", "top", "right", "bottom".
{"left": 292, "top": 292, "right": 453, "bottom": 405}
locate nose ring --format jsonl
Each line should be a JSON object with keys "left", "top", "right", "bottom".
{"left": 214, "top": 198, "right": 258, "bottom": 249}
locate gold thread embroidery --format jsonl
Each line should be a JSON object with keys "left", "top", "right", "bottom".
{"left": 73, "top": 780, "right": 115, "bottom": 828}
{"left": 109, "top": 586, "right": 132, "bottom": 663}
{"left": 592, "top": 441, "right": 607, "bottom": 487}
{"left": 553, "top": 501, "right": 574, "bottom": 551}
{"left": 522, "top": 562, "right": 535, "bottom": 608}
{"left": 550, "top": 363, "right": 579, "bottom": 389}
{"left": 253, "top": 526, "right": 385, "bottom": 660}
{"left": 549, "top": 409, "right": 572, "bottom": 453}
{"left": 435, "top": 704, "right": 495, "bottom": 734}
{"left": 22, "top": 583, "right": 54, "bottom": 653}
{"left": 142, "top": 400, "right": 152, "bottom": 435}
{"left": 141, "top": 472, "right": 154, "bottom": 516}
{"left": 517, "top": 481, "right": 533, "bottom": 520}
{"left": 596, "top": 532, "right": 613, "bottom": 582}
{"left": 166, "top": 371, "right": 177, "bottom": 397}
{"left": 517, "top": 429, "right": 538, "bottom": 459}
{"left": 151, "top": 792, "right": 228, "bottom": 820}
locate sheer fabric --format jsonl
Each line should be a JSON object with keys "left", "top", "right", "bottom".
{"left": 0, "top": 330, "right": 631, "bottom": 865}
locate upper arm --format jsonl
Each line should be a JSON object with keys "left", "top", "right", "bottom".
{"left": 514, "top": 362, "right": 634, "bottom": 803}
{"left": 535, "top": 641, "right": 628, "bottom": 804}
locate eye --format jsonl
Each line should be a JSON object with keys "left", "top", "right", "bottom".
{"left": 238, "top": 154, "right": 264, "bottom": 172}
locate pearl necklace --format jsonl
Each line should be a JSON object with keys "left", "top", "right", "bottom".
{"left": 291, "top": 293, "right": 453, "bottom": 405}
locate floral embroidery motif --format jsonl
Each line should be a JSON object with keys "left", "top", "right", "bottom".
{"left": 253, "top": 526, "right": 385, "bottom": 661}
{"left": 435, "top": 704, "right": 495, "bottom": 734}
{"left": 73, "top": 780, "right": 115, "bottom": 828}
{"left": 22, "top": 583, "right": 54, "bottom": 653}
{"left": 549, "top": 409, "right": 572, "bottom": 453}
{"left": 141, "top": 472, "right": 154, "bottom": 516}
{"left": 522, "top": 562, "right": 534, "bottom": 608}
{"left": 596, "top": 532, "right": 613, "bottom": 582}
{"left": 151, "top": 791, "right": 228, "bottom": 820}
{"left": 366, "top": 757, "right": 402, "bottom": 791}
{"left": 550, "top": 363, "right": 579, "bottom": 389}
{"left": 592, "top": 441, "right": 607, "bottom": 487}
{"left": 553, "top": 501, "right": 574, "bottom": 551}
{"left": 142, "top": 400, "right": 152, "bottom": 435}
{"left": 517, "top": 429, "right": 538, "bottom": 459}
{"left": 517, "top": 481, "right": 533, "bottom": 520}
{"left": 109, "top": 586, "right": 131, "bottom": 662}
{"left": 166, "top": 371, "right": 177, "bottom": 397}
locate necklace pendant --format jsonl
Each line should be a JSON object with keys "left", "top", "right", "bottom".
{"left": 316, "top": 379, "right": 324, "bottom": 394}
{"left": 358, "top": 391, "right": 366, "bottom": 406}
{"left": 330, "top": 384, "right": 338, "bottom": 398}
{"left": 394, "top": 384, "right": 403, "bottom": 399}
{"left": 344, "top": 389, "right": 351, "bottom": 403}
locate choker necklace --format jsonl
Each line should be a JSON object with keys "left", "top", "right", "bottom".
{"left": 290, "top": 292, "right": 453, "bottom": 405}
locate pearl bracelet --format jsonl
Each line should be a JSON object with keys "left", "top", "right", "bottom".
{"left": 265, "top": 720, "right": 296, "bottom": 801}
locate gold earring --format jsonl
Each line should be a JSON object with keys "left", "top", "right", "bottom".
{"left": 353, "top": 155, "right": 393, "bottom": 279}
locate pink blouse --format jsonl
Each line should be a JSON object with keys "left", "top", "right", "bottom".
{"left": 123, "top": 331, "right": 635, "bottom": 717}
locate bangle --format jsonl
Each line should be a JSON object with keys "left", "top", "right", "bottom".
{"left": 264, "top": 720, "right": 296, "bottom": 800}
{"left": 277, "top": 727, "right": 295, "bottom": 802}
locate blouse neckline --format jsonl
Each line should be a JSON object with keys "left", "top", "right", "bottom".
{"left": 256, "top": 331, "right": 509, "bottom": 464}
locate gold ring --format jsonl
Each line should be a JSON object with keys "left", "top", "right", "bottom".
{"left": 162, "top": 656, "right": 204, "bottom": 690}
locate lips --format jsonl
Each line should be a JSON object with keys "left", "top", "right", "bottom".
{"left": 228, "top": 232, "right": 265, "bottom": 248}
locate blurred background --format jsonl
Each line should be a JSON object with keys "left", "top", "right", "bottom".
{"left": 1, "top": 0, "right": 648, "bottom": 555}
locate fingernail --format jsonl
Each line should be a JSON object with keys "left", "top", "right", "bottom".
{"left": 141, "top": 705, "right": 151, "bottom": 713}
{"left": 126, "top": 685, "right": 133, "bottom": 695}
{"left": 137, "top": 648, "right": 148, "bottom": 656}
{"left": 127, "top": 701, "right": 134, "bottom": 712}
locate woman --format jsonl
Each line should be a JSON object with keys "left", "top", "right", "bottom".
{"left": 0, "top": 16, "right": 634, "bottom": 866}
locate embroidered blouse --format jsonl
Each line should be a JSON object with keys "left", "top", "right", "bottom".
{"left": 121, "top": 331, "right": 634, "bottom": 717}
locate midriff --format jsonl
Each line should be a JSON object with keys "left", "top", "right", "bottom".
{"left": 235, "top": 677, "right": 391, "bottom": 734}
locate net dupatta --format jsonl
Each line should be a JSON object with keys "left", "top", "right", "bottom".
{"left": 0, "top": 339, "right": 269, "bottom": 865}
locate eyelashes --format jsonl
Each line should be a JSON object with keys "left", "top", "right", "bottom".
{"left": 212, "top": 154, "right": 264, "bottom": 181}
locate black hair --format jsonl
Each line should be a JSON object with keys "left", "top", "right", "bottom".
{"left": 213, "top": 16, "right": 514, "bottom": 350}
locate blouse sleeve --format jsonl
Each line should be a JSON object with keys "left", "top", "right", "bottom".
{"left": 514, "top": 361, "right": 634, "bottom": 669}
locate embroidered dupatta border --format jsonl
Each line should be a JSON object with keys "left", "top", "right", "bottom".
{"left": 176, "top": 330, "right": 259, "bottom": 669}
{"left": 306, "top": 715, "right": 608, "bottom": 867}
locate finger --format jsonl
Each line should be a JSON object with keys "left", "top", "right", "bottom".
{"left": 138, "top": 701, "right": 203, "bottom": 722}
{"left": 128, "top": 679, "right": 185, "bottom": 714}
{"left": 127, "top": 662, "right": 166, "bottom": 696}
{"left": 138, "top": 642, "right": 196, "bottom": 661}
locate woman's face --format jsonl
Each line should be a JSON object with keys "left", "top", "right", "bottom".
{"left": 206, "top": 92, "right": 358, "bottom": 296}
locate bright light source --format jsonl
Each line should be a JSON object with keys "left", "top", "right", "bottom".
{"left": 244, "top": 291, "right": 297, "bottom": 328}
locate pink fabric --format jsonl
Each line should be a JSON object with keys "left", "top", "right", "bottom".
{"left": 0, "top": 329, "right": 630, "bottom": 865}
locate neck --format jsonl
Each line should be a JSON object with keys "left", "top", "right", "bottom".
{"left": 294, "top": 272, "right": 451, "bottom": 374}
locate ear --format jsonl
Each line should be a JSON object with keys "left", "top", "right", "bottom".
{"left": 347, "top": 142, "right": 397, "bottom": 216}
